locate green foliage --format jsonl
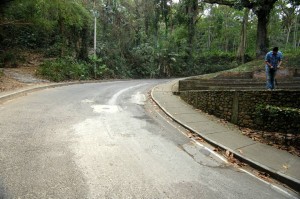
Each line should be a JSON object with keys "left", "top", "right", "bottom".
{"left": 129, "top": 43, "right": 157, "bottom": 78}
{"left": 89, "top": 55, "right": 112, "bottom": 79}
{"left": 38, "top": 55, "right": 114, "bottom": 82}
{"left": 255, "top": 104, "right": 300, "bottom": 133}
{"left": 38, "top": 57, "right": 91, "bottom": 82}
{"left": 0, "top": 50, "right": 25, "bottom": 68}
{"left": 283, "top": 51, "right": 300, "bottom": 69}
{"left": 1, "top": 0, "right": 299, "bottom": 79}
{"left": 1, "top": 0, "right": 92, "bottom": 59}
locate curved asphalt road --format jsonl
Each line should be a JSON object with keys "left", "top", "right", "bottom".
{"left": 0, "top": 80, "right": 297, "bottom": 198}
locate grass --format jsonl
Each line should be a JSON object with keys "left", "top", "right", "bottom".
{"left": 194, "top": 53, "right": 299, "bottom": 80}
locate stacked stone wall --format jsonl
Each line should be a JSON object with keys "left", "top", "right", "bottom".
{"left": 180, "top": 90, "right": 300, "bottom": 134}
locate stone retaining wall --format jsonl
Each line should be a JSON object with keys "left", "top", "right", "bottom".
{"left": 179, "top": 90, "right": 300, "bottom": 134}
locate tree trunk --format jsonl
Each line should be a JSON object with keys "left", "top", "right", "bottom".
{"left": 255, "top": 9, "right": 270, "bottom": 58}
{"left": 286, "top": 26, "right": 292, "bottom": 48}
{"left": 58, "top": 18, "right": 66, "bottom": 57}
{"left": 293, "top": 13, "right": 298, "bottom": 49}
{"left": 237, "top": 8, "right": 249, "bottom": 63}
{"left": 161, "top": 0, "right": 168, "bottom": 36}
{"left": 186, "top": 0, "right": 198, "bottom": 57}
{"left": 78, "top": 26, "right": 89, "bottom": 61}
{"left": 144, "top": 1, "right": 150, "bottom": 37}
{"left": 154, "top": 0, "right": 160, "bottom": 47}
{"left": 203, "top": 0, "right": 277, "bottom": 58}
{"left": 170, "top": 0, "right": 174, "bottom": 33}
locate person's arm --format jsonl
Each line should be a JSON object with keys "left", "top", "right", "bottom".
{"left": 265, "top": 55, "right": 273, "bottom": 68}
{"left": 277, "top": 53, "right": 283, "bottom": 68}
{"left": 277, "top": 60, "right": 282, "bottom": 68}
{"left": 265, "top": 53, "right": 273, "bottom": 68}
{"left": 265, "top": 60, "right": 273, "bottom": 68}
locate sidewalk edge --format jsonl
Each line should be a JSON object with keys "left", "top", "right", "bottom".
{"left": 150, "top": 83, "right": 300, "bottom": 192}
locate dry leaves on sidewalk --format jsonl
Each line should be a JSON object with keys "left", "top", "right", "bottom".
{"left": 240, "top": 127, "right": 300, "bottom": 157}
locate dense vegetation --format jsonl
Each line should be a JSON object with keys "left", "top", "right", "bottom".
{"left": 0, "top": 0, "right": 299, "bottom": 81}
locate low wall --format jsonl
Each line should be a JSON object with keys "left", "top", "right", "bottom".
{"left": 179, "top": 90, "right": 300, "bottom": 134}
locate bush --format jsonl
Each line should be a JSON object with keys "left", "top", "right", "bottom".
{"left": 38, "top": 57, "right": 91, "bottom": 82}
{"left": 0, "top": 50, "right": 25, "bottom": 68}
{"left": 89, "top": 55, "right": 113, "bottom": 79}
{"left": 38, "top": 56, "right": 114, "bottom": 82}
{"left": 255, "top": 104, "right": 300, "bottom": 134}
{"left": 283, "top": 51, "right": 300, "bottom": 69}
{"left": 129, "top": 43, "right": 156, "bottom": 78}
{"left": 183, "top": 52, "right": 240, "bottom": 76}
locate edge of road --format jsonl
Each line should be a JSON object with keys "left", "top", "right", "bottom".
{"left": 150, "top": 80, "right": 300, "bottom": 193}
{"left": 0, "top": 80, "right": 128, "bottom": 104}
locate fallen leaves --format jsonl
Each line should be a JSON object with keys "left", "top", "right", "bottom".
{"left": 194, "top": 137, "right": 204, "bottom": 142}
{"left": 186, "top": 131, "right": 205, "bottom": 142}
{"left": 282, "top": 164, "right": 289, "bottom": 170}
{"left": 257, "top": 171, "right": 273, "bottom": 183}
{"left": 223, "top": 149, "right": 248, "bottom": 167}
{"left": 187, "top": 132, "right": 193, "bottom": 138}
{"left": 240, "top": 127, "right": 300, "bottom": 157}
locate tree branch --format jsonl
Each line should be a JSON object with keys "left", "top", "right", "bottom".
{"left": 200, "top": 0, "right": 254, "bottom": 9}
{"left": 200, "top": 0, "right": 234, "bottom": 7}
{"left": 0, "top": 20, "right": 32, "bottom": 26}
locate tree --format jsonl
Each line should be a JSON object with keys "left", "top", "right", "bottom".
{"left": 237, "top": 8, "right": 250, "bottom": 63}
{"left": 185, "top": 0, "right": 200, "bottom": 57}
{"left": 277, "top": 0, "right": 299, "bottom": 48}
{"left": 1, "top": 0, "right": 92, "bottom": 58}
{"left": 200, "top": 0, "right": 298, "bottom": 57}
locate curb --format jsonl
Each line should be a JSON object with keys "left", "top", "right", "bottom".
{"left": 150, "top": 82, "right": 300, "bottom": 192}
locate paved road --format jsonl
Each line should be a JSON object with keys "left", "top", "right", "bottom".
{"left": 0, "top": 80, "right": 296, "bottom": 198}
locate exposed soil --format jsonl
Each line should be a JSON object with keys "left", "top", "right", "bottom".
{"left": 0, "top": 74, "right": 25, "bottom": 92}
{"left": 0, "top": 52, "right": 49, "bottom": 92}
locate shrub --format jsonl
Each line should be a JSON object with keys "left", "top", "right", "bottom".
{"left": 0, "top": 49, "right": 25, "bottom": 68}
{"left": 89, "top": 55, "right": 113, "bottom": 79}
{"left": 38, "top": 56, "right": 114, "bottom": 81}
{"left": 255, "top": 104, "right": 300, "bottom": 134}
{"left": 128, "top": 43, "right": 157, "bottom": 78}
{"left": 38, "top": 57, "right": 91, "bottom": 82}
{"left": 283, "top": 51, "right": 300, "bottom": 69}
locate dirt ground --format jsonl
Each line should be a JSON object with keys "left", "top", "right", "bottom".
{"left": 0, "top": 66, "right": 44, "bottom": 92}
{"left": 0, "top": 74, "right": 25, "bottom": 92}
{"left": 0, "top": 52, "right": 47, "bottom": 92}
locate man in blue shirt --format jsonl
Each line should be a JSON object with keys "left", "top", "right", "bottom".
{"left": 265, "top": 47, "right": 283, "bottom": 90}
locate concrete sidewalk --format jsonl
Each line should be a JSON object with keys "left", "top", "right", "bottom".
{"left": 151, "top": 80, "right": 300, "bottom": 192}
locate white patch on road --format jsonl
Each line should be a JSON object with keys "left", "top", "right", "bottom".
{"left": 91, "top": 105, "right": 120, "bottom": 113}
{"left": 81, "top": 99, "right": 94, "bottom": 104}
{"left": 131, "top": 92, "right": 146, "bottom": 105}
{"left": 108, "top": 83, "right": 148, "bottom": 105}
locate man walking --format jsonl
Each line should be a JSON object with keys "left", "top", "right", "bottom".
{"left": 265, "top": 47, "right": 283, "bottom": 90}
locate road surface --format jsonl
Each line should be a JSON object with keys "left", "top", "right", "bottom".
{"left": 0, "top": 80, "right": 297, "bottom": 198}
